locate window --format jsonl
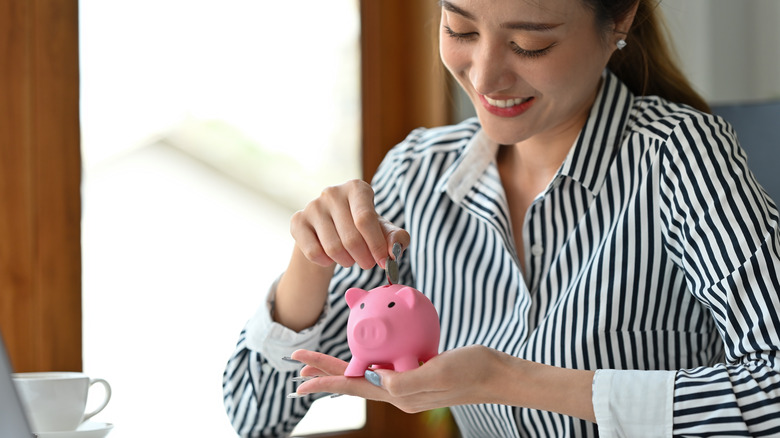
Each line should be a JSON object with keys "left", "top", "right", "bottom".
{"left": 79, "top": 1, "right": 362, "bottom": 435}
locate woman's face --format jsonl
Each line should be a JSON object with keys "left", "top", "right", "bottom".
{"left": 440, "top": 0, "right": 617, "bottom": 147}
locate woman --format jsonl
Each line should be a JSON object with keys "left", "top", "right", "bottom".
{"left": 223, "top": 0, "right": 780, "bottom": 436}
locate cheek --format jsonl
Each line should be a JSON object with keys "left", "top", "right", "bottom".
{"left": 439, "top": 37, "right": 468, "bottom": 79}
{"left": 534, "top": 43, "right": 607, "bottom": 101}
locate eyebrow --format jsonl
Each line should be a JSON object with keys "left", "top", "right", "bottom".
{"left": 439, "top": 0, "right": 562, "bottom": 32}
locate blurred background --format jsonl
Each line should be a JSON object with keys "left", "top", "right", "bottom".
{"left": 78, "top": 0, "right": 780, "bottom": 437}
{"left": 79, "top": 0, "right": 362, "bottom": 436}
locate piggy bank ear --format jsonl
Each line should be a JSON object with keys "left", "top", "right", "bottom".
{"left": 345, "top": 288, "right": 369, "bottom": 309}
{"left": 396, "top": 287, "right": 418, "bottom": 308}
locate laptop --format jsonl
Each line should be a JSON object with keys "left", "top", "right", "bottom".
{"left": 0, "top": 330, "right": 35, "bottom": 437}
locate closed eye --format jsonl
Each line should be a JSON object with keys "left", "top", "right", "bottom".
{"left": 443, "top": 25, "right": 477, "bottom": 41}
{"left": 445, "top": 24, "right": 554, "bottom": 59}
{"left": 510, "top": 41, "right": 555, "bottom": 58}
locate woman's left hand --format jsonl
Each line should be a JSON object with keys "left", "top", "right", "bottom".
{"left": 289, "top": 345, "right": 507, "bottom": 413}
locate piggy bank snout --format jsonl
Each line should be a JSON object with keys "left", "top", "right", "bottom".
{"left": 351, "top": 318, "right": 389, "bottom": 347}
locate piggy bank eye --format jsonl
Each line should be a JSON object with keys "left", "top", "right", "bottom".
{"left": 388, "top": 302, "right": 396, "bottom": 308}
{"left": 360, "top": 303, "right": 365, "bottom": 309}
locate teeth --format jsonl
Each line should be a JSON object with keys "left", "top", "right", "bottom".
{"left": 485, "top": 96, "right": 530, "bottom": 108}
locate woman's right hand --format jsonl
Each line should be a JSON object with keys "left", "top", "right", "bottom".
{"left": 274, "top": 179, "right": 409, "bottom": 332}
{"left": 290, "top": 179, "right": 410, "bottom": 270}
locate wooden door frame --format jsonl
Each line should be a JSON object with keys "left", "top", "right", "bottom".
{"left": 0, "top": 0, "right": 82, "bottom": 373}
{"left": 360, "top": 0, "right": 453, "bottom": 180}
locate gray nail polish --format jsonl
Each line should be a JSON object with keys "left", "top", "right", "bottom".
{"left": 287, "top": 392, "right": 308, "bottom": 399}
{"left": 364, "top": 370, "right": 382, "bottom": 387}
{"left": 290, "top": 376, "right": 317, "bottom": 383}
{"left": 282, "top": 356, "right": 302, "bottom": 364}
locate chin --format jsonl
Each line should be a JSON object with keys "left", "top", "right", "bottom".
{"left": 477, "top": 115, "right": 531, "bottom": 146}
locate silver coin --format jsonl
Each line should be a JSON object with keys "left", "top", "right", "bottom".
{"left": 385, "top": 258, "right": 399, "bottom": 284}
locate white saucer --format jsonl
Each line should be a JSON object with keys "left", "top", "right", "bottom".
{"left": 34, "top": 422, "right": 113, "bottom": 438}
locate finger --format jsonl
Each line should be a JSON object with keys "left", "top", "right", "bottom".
{"left": 370, "top": 360, "right": 446, "bottom": 398}
{"left": 299, "top": 365, "right": 327, "bottom": 378}
{"left": 346, "top": 183, "right": 389, "bottom": 267}
{"left": 331, "top": 204, "right": 375, "bottom": 270}
{"left": 317, "top": 219, "right": 359, "bottom": 268}
{"left": 291, "top": 221, "right": 336, "bottom": 267}
{"left": 290, "top": 350, "right": 349, "bottom": 376}
{"left": 291, "top": 204, "right": 356, "bottom": 267}
{"left": 316, "top": 183, "right": 371, "bottom": 268}
{"left": 294, "top": 373, "right": 380, "bottom": 398}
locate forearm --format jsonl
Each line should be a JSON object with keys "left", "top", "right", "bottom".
{"left": 491, "top": 351, "right": 596, "bottom": 423}
{"left": 274, "top": 246, "right": 335, "bottom": 332}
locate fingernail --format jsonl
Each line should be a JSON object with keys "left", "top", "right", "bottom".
{"left": 330, "top": 393, "right": 344, "bottom": 398}
{"left": 282, "top": 356, "right": 302, "bottom": 364}
{"left": 287, "top": 392, "right": 308, "bottom": 399}
{"left": 392, "top": 242, "right": 402, "bottom": 259}
{"left": 290, "top": 376, "right": 317, "bottom": 383}
{"left": 364, "top": 370, "right": 382, "bottom": 387}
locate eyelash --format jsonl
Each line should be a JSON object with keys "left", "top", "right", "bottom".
{"left": 443, "top": 25, "right": 553, "bottom": 59}
{"left": 510, "top": 42, "right": 553, "bottom": 59}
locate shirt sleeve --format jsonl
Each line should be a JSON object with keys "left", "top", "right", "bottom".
{"left": 243, "top": 277, "right": 328, "bottom": 373}
{"left": 593, "top": 369, "right": 676, "bottom": 437}
{"left": 656, "top": 112, "right": 780, "bottom": 436}
{"left": 221, "top": 277, "right": 330, "bottom": 437}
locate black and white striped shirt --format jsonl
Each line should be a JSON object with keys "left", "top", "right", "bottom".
{"left": 223, "top": 71, "right": 780, "bottom": 437}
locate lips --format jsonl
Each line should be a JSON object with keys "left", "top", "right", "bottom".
{"left": 479, "top": 94, "right": 535, "bottom": 117}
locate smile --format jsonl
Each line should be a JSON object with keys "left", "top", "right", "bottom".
{"left": 479, "top": 94, "right": 535, "bottom": 117}
{"left": 483, "top": 96, "right": 533, "bottom": 108}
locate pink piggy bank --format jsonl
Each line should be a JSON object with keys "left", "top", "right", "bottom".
{"left": 344, "top": 284, "right": 440, "bottom": 377}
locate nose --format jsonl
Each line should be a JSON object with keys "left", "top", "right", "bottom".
{"left": 469, "top": 42, "right": 516, "bottom": 96}
{"left": 352, "top": 318, "right": 388, "bottom": 347}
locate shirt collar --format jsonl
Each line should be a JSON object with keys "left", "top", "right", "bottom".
{"left": 439, "top": 70, "right": 635, "bottom": 201}
{"left": 437, "top": 127, "right": 498, "bottom": 203}
{"left": 555, "top": 70, "right": 635, "bottom": 195}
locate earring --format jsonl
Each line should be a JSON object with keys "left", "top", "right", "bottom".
{"left": 616, "top": 39, "right": 627, "bottom": 50}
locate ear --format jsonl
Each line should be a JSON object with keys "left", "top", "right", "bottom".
{"left": 396, "top": 287, "right": 418, "bottom": 308}
{"left": 345, "top": 288, "right": 369, "bottom": 309}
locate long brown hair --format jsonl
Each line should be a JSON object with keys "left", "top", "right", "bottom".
{"left": 586, "top": 0, "right": 711, "bottom": 113}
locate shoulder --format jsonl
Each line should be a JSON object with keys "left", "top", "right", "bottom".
{"left": 377, "top": 117, "right": 481, "bottom": 177}
{"left": 371, "top": 118, "right": 482, "bottom": 208}
{"left": 391, "top": 117, "right": 481, "bottom": 158}
{"left": 628, "top": 96, "right": 736, "bottom": 150}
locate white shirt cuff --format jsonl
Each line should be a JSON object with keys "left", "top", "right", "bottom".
{"left": 244, "top": 277, "right": 328, "bottom": 372}
{"left": 593, "top": 369, "right": 676, "bottom": 437}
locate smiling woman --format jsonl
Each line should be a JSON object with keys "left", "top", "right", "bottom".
{"left": 223, "top": 0, "right": 780, "bottom": 437}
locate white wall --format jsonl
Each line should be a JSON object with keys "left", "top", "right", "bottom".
{"left": 662, "top": 0, "right": 780, "bottom": 104}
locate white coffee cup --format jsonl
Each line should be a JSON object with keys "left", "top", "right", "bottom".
{"left": 11, "top": 372, "right": 111, "bottom": 433}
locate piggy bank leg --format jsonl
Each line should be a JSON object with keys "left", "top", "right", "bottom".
{"left": 344, "top": 358, "right": 371, "bottom": 377}
{"left": 392, "top": 356, "right": 423, "bottom": 372}
{"left": 421, "top": 349, "right": 438, "bottom": 363}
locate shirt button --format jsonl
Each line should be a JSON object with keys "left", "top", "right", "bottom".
{"left": 530, "top": 244, "right": 544, "bottom": 257}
